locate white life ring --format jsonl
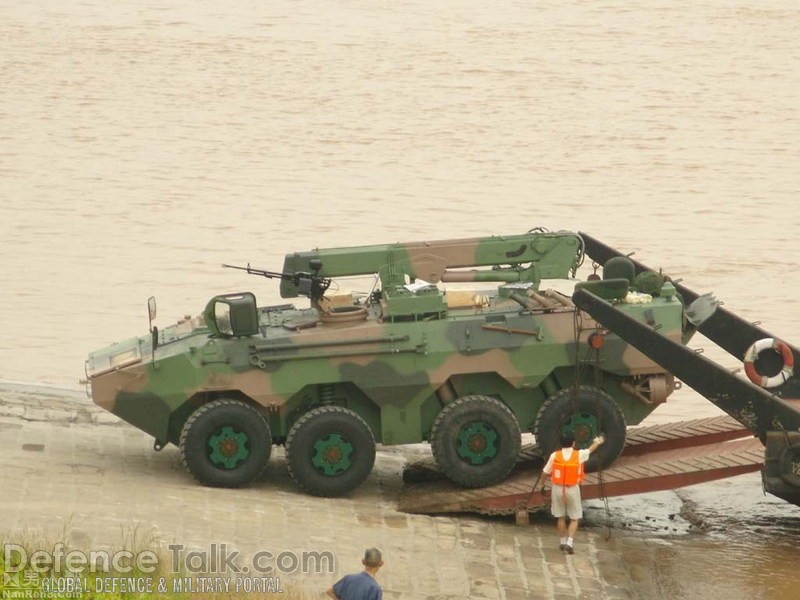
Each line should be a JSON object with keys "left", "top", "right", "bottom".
{"left": 743, "top": 338, "right": 794, "bottom": 389}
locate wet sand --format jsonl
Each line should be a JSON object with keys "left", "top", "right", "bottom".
{"left": 3, "top": 383, "right": 800, "bottom": 599}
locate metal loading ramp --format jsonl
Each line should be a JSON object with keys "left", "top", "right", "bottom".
{"left": 398, "top": 416, "right": 764, "bottom": 518}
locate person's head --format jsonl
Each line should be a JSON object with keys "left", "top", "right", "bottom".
{"left": 362, "top": 548, "right": 383, "bottom": 573}
{"left": 559, "top": 433, "right": 575, "bottom": 449}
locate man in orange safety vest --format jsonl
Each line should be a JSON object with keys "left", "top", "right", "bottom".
{"left": 541, "top": 432, "right": 605, "bottom": 554}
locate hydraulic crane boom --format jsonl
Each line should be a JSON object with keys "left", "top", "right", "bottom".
{"left": 279, "top": 230, "right": 584, "bottom": 297}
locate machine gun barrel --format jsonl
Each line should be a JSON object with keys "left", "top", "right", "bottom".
{"left": 222, "top": 263, "right": 292, "bottom": 280}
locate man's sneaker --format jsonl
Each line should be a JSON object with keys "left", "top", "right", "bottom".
{"left": 565, "top": 545, "right": 574, "bottom": 555}
{"left": 559, "top": 543, "right": 568, "bottom": 552}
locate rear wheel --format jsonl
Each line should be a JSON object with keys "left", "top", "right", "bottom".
{"left": 778, "top": 442, "right": 800, "bottom": 488}
{"left": 533, "top": 386, "right": 626, "bottom": 472}
{"left": 285, "top": 406, "right": 376, "bottom": 497}
{"left": 431, "top": 395, "right": 521, "bottom": 488}
{"left": 180, "top": 398, "right": 272, "bottom": 487}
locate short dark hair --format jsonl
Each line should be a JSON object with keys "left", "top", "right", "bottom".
{"left": 560, "top": 433, "right": 575, "bottom": 448}
{"left": 363, "top": 548, "right": 382, "bottom": 567}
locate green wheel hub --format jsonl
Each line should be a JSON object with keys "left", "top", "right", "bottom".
{"left": 565, "top": 412, "right": 599, "bottom": 449}
{"left": 456, "top": 422, "right": 499, "bottom": 465}
{"left": 208, "top": 426, "right": 250, "bottom": 469}
{"left": 311, "top": 434, "right": 354, "bottom": 476}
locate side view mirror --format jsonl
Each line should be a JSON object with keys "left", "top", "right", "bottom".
{"left": 147, "top": 296, "right": 159, "bottom": 352}
{"left": 147, "top": 296, "right": 157, "bottom": 331}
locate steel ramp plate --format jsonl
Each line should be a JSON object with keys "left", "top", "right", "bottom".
{"left": 398, "top": 417, "right": 761, "bottom": 516}
{"left": 621, "top": 415, "right": 752, "bottom": 455}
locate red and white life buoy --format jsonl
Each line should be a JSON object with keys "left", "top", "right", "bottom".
{"left": 743, "top": 338, "right": 794, "bottom": 389}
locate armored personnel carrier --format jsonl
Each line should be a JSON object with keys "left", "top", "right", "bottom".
{"left": 86, "top": 229, "right": 690, "bottom": 496}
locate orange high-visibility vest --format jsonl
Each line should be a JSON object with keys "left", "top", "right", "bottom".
{"left": 551, "top": 449, "right": 584, "bottom": 486}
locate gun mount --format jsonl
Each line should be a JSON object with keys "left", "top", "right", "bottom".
{"left": 222, "top": 262, "right": 332, "bottom": 302}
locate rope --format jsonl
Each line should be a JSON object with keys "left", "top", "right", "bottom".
{"left": 571, "top": 310, "right": 585, "bottom": 408}
{"left": 572, "top": 307, "right": 614, "bottom": 540}
{"left": 591, "top": 340, "right": 613, "bottom": 541}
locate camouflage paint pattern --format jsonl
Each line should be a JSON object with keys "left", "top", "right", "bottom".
{"left": 86, "top": 230, "right": 689, "bottom": 448}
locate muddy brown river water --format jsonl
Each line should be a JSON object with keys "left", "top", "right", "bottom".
{"left": 2, "top": 1, "right": 800, "bottom": 597}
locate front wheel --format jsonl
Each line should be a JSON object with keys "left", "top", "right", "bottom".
{"left": 430, "top": 395, "right": 521, "bottom": 488}
{"left": 179, "top": 398, "right": 272, "bottom": 488}
{"left": 533, "top": 386, "right": 626, "bottom": 472}
{"left": 285, "top": 406, "right": 376, "bottom": 497}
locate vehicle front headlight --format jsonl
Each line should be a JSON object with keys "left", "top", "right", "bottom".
{"left": 109, "top": 347, "right": 141, "bottom": 368}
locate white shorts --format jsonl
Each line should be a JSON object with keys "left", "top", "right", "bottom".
{"left": 550, "top": 484, "right": 582, "bottom": 520}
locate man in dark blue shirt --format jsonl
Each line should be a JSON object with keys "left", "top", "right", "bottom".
{"left": 326, "top": 548, "right": 383, "bottom": 600}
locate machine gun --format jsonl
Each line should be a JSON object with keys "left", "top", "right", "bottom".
{"left": 222, "top": 261, "right": 331, "bottom": 302}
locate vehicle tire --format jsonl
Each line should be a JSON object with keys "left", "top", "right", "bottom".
{"left": 778, "top": 442, "right": 800, "bottom": 488}
{"left": 180, "top": 398, "right": 272, "bottom": 488}
{"left": 430, "top": 395, "right": 521, "bottom": 488}
{"left": 285, "top": 406, "right": 376, "bottom": 497}
{"left": 533, "top": 386, "right": 626, "bottom": 472}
